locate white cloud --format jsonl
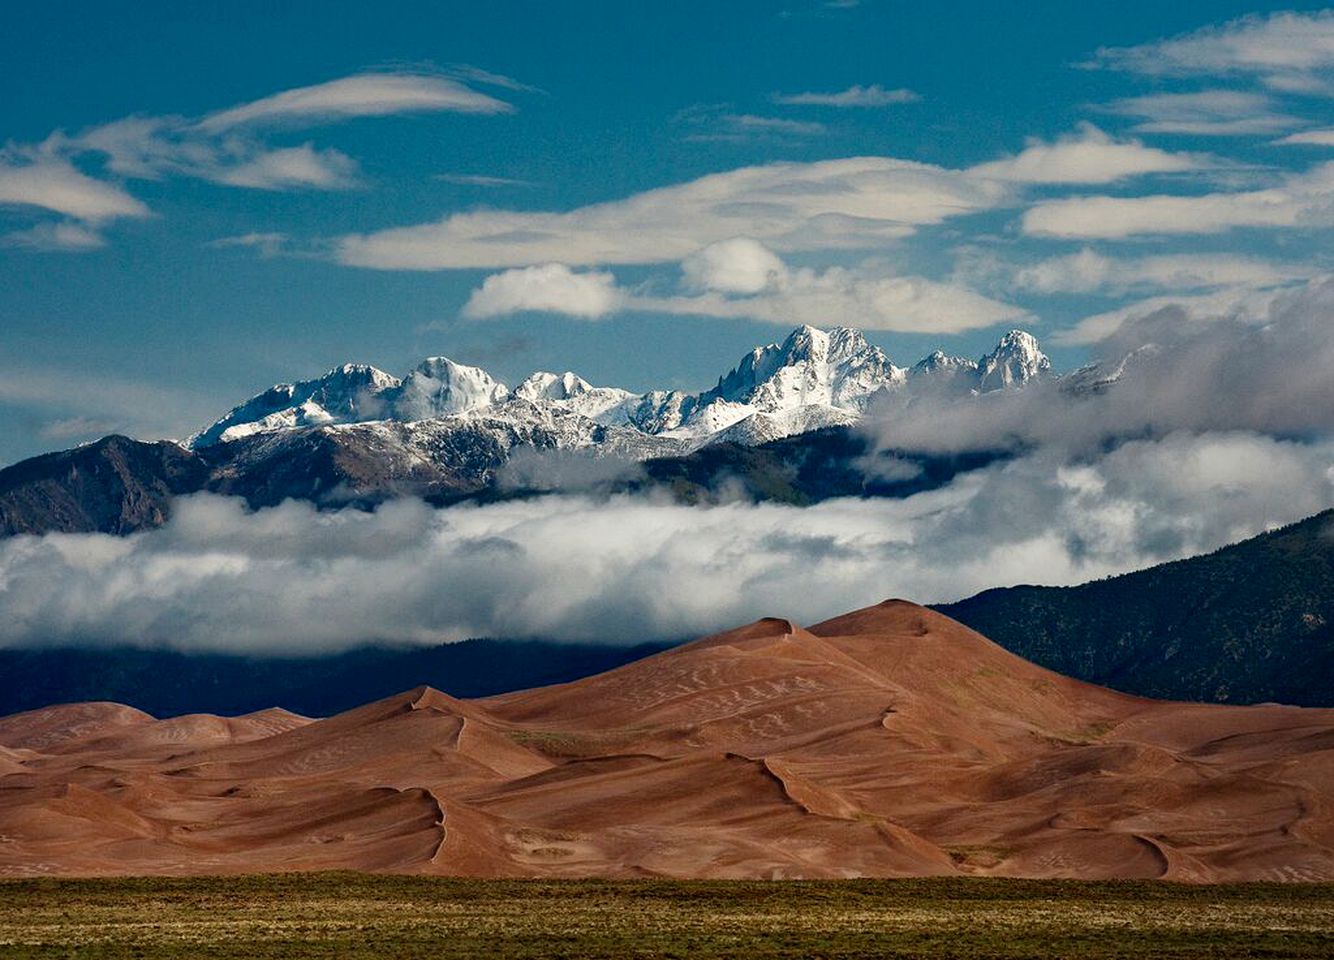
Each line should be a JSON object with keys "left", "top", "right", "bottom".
{"left": 464, "top": 243, "right": 1026, "bottom": 334}
{"left": 1052, "top": 284, "right": 1288, "bottom": 345}
{"left": 637, "top": 265, "right": 1027, "bottom": 333}
{"left": 0, "top": 157, "right": 149, "bottom": 222}
{"left": 1013, "top": 249, "right": 1310, "bottom": 295}
{"left": 681, "top": 237, "right": 788, "bottom": 294}
{"left": 196, "top": 72, "right": 512, "bottom": 132}
{"left": 211, "top": 144, "right": 359, "bottom": 190}
{"left": 1275, "top": 128, "right": 1334, "bottom": 146}
{"left": 1, "top": 430, "right": 1327, "bottom": 653}
{"left": 0, "top": 220, "right": 107, "bottom": 252}
{"left": 1103, "top": 90, "right": 1301, "bottom": 136}
{"left": 723, "top": 114, "right": 826, "bottom": 135}
{"left": 436, "top": 173, "right": 535, "bottom": 187}
{"left": 1090, "top": 11, "right": 1334, "bottom": 91}
{"left": 1021, "top": 162, "right": 1334, "bottom": 238}
{"left": 463, "top": 263, "right": 621, "bottom": 319}
{"left": 967, "top": 124, "right": 1203, "bottom": 184}
{"left": 338, "top": 157, "right": 1010, "bottom": 270}
{"left": 675, "top": 106, "right": 827, "bottom": 141}
{"left": 1, "top": 71, "right": 516, "bottom": 250}
{"left": 773, "top": 84, "right": 920, "bottom": 107}
{"left": 206, "top": 232, "right": 290, "bottom": 257}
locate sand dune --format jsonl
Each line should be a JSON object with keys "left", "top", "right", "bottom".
{"left": 2, "top": 600, "right": 1333, "bottom": 880}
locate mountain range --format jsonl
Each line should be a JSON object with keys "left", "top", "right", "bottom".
{"left": 188, "top": 325, "right": 1051, "bottom": 450}
{"left": 0, "top": 325, "right": 1048, "bottom": 536}
{"left": 2, "top": 600, "right": 1332, "bottom": 880}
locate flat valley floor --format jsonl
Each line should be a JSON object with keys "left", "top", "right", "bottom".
{"left": 1, "top": 875, "right": 1332, "bottom": 959}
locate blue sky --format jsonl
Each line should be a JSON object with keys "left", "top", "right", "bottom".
{"left": 4, "top": 0, "right": 1334, "bottom": 464}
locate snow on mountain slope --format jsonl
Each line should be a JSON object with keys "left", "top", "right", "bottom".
{"left": 514, "top": 371, "right": 638, "bottom": 423}
{"left": 976, "top": 330, "right": 1051, "bottom": 391}
{"left": 188, "top": 326, "right": 1053, "bottom": 460}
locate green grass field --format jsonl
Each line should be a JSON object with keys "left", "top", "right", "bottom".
{"left": 1, "top": 874, "right": 1332, "bottom": 958}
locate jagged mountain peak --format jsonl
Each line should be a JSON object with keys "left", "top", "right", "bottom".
{"left": 187, "top": 323, "right": 1054, "bottom": 452}
{"left": 977, "top": 329, "right": 1051, "bottom": 391}
{"left": 387, "top": 358, "right": 510, "bottom": 421}
{"left": 515, "top": 371, "right": 595, "bottom": 401}
{"left": 911, "top": 349, "right": 978, "bottom": 375}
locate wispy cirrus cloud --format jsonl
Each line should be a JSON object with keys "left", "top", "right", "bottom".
{"left": 1022, "top": 162, "right": 1334, "bottom": 239}
{"left": 1274, "top": 127, "right": 1334, "bottom": 146}
{"left": 673, "top": 103, "right": 827, "bottom": 141}
{"left": 1088, "top": 10, "right": 1334, "bottom": 92}
{"left": 772, "top": 84, "right": 920, "bottom": 107}
{"left": 0, "top": 154, "right": 149, "bottom": 222}
{"left": 1101, "top": 90, "right": 1302, "bottom": 136}
{"left": 1, "top": 70, "right": 520, "bottom": 252}
{"left": 967, "top": 123, "right": 1206, "bottom": 184}
{"left": 436, "top": 173, "right": 536, "bottom": 187}
{"left": 338, "top": 156, "right": 1011, "bottom": 270}
{"left": 196, "top": 72, "right": 512, "bottom": 132}
{"left": 1011, "top": 248, "right": 1312, "bottom": 296}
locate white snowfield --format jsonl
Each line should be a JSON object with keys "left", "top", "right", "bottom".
{"left": 187, "top": 325, "right": 1054, "bottom": 459}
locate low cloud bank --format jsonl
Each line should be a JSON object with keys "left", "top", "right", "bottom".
{"left": 1, "top": 428, "right": 1328, "bottom": 655}
{"left": 4, "top": 278, "right": 1332, "bottom": 656}
{"left": 868, "top": 277, "right": 1334, "bottom": 455}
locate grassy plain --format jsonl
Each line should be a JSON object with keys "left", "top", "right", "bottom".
{"left": 1, "top": 874, "right": 1332, "bottom": 958}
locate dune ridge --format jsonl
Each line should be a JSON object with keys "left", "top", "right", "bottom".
{"left": 2, "top": 600, "right": 1333, "bottom": 881}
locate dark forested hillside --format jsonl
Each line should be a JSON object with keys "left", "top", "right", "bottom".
{"left": 0, "top": 639, "right": 670, "bottom": 718}
{"left": 936, "top": 510, "right": 1334, "bottom": 706}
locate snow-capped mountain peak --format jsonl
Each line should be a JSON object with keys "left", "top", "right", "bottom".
{"left": 391, "top": 357, "right": 509, "bottom": 420}
{"left": 514, "top": 371, "right": 637, "bottom": 422}
{"left": 515, "top": 371, "right": 595, "bottom": 401}
{"left": 188, "top": 362, "right": 401, "bottom": 446}
{"left": 977, "top": 330, "right": 1051, "bottom": 391}
{"left": 187, "top": 324, "right": 1057, "bottom": 454}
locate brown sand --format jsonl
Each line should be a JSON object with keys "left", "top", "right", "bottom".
{"left": 2, "top": 600, "right": 1333, "bottom": 880}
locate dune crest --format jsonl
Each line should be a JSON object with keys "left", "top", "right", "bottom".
{"left": 2, "top": 600, "right": 1334, "bottom": 881}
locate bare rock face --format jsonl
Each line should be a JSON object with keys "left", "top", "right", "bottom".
{"left": 2, "top": 600, "right": 1333, "bottom": 881}
{"left": 0, "top": 436, "right": 210, "bottom": 537}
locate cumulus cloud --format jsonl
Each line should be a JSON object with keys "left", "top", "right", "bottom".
{"left": 1012, "top": 249, "right": 1310, "bottom": 296}
{"left": 1102, "top": 90, "right": 1301, "bottom": 137}
{"left": 681, "top": 237, "right": 788, "bottom": 294}
{"left": 967, "top": 124, "right": 1204, "bottom": 184}
{"left": 336, "top": 157, "right": 1010, "bottom": 269}
{"left": 463, "top": 241, "right": 1027, "bottom": 333}
{"left": 1, "top": 432, "right": 1327, "bottom": 655}
{"left": 1021, "top": 162, "right": 1334, "bottom": 238}
{"left": 463, "top": 263, "right": 622, "bottom": 318}
{"left": 772, "top": 84, "right": 920, "bottom": 107}
{"left": 1089, "top": 10, "right": 1334, "bottom": 91}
